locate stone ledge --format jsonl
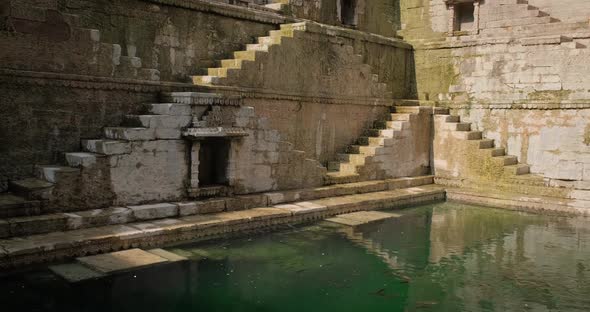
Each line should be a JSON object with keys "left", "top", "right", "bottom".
{"left": 446, "top": 187, "right": 590, "bottom": 216}
{"left": 0, "top": 185, "right": 445, "bottom": 269}
{"left": 0, "top": 176, "right": 435, "bottom": 239}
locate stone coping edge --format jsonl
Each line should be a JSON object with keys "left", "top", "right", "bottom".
{"left": 0, "top": 185, "right": 446, "bottom": 270}
{"left": 392, "top": 98, "right": 590, "bottom": 110}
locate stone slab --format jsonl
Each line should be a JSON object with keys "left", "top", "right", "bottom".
{"left": 326, "top": 211, "right": 401, "bottom": 226}
{"left": 275, "top": 202, "right": 327, "bottom": 215}
{"left": 76, "top": 249, "right": 169, "bottom": 274}
{"left": 49, "top": 263, "right": 105, "bottom": 283}
{"left": 146, "top": 249, "right": 188, "bottom": 262}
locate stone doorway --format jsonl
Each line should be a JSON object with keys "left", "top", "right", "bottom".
{"left": 340, "top": 0, "right": 357, "bottom": 26}
{"left": 198, "top": 138, "right": 230, "bottom": 187}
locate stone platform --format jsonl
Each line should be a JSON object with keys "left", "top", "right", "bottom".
{"left": 326, "top": 211, "right": 401, "bottom": 226}
{"left": 0, "top": 184, "right": 445, "bottom": 270}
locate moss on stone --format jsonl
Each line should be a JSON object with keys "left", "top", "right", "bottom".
{"left": 527, "top": 90, "right": 572, "bottom": 101}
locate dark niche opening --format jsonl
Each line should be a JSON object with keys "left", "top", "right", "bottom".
{"left": 456, "top": 2, "right": 475, "bottom": 31}
{"left": 340, "top": 0, "right": 357, "bottom": 26}
{"left": 198, "top": 138, "right": 230, "bottom": 187}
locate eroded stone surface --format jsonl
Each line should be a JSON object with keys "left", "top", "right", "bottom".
{"left": 49, "top": 263, "right": 105, "bottom": 283}
{"left": 129, "top": 203, "right": 178, "bottom": 221}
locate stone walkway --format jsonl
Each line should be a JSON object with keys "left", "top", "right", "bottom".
{"left": 0, "top": 184, "right": 445, "bottom": 269}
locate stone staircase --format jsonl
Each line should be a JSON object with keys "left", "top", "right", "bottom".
{"left": 433, "top": 110, "right": 575, "bottom": 199}
{"left": 325, "top": 106, "right": 434, "bottom": 185}
{"left": 190, "top": 22, "right": 391, "bottom": 98}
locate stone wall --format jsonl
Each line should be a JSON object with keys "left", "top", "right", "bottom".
{"left": 399, "top": 0, "right": 590, "bottom": 198}
{"left": 527, "top": 0, "right": 590, "bottom": 23}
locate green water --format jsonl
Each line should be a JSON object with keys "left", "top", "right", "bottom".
{"left": 2, "top": 202, "right": 590, "bottom": 311}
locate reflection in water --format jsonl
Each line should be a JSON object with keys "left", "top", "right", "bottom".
{"left": 1, "top": 202, "right": 590, "bottom": 312}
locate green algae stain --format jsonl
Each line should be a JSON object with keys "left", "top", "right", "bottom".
{"left": 528, "top": 90, "right": 572, "bottom": 101}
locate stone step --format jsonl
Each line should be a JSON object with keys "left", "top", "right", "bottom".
{"left": 264, "top": 3, "right": 285, "bottom": 11}
{"left": 219, "top": 59, "right": 245, "bottom": 69}
{"left": 393, "top": 106, "right": 421, "bottom": 114}
{"left": 8, "top": 179, "right": 53, "bottom": 201}
{"left": 337, "top": 153, "right": 366, "bottom": 166}
{"left": 246, "top": 43, "right": 270, "bottom": 52}
{"left": 453, "top": 131, "right": 483, "bottom": 140}
{"left": 329, "top": 162, "right": 357, "bottom": 175}
{"left": 82, "top": 139, "right": 131, "bottom": 155}
{"left": 192, "top": 75, "right": 220, "bottom": 85}
{"left": 71, "top": 27, "right": 101, "bottom": 43}
{"left": 324, "top": 172, "right": 362, "bottom": 185}
{"left": 36, "top": 165, "right": 80, "bottom": 184}
{"left": 434, "top": 115, "right": 460, "bottom": 123}
{"left": 145, "top": 103, "right": 192, "bottom": 116}
{"left": 207, "top": 67, "right": 231, "bottom": 77}
{"left": 347, "top": 145, "right": 378, "bottom": 155}
{"left": 504, "top": 164, "right": 531, "bottom": 175}
{"left": 484, "top": 148, "right": 506, "bottom": 157}
{"left": 561, "top": 41, "right": 587, "bottom": 49}
{"left": 493, "top": 155, "right": 519, "bottom": 166}
{"left": 104, "top": 127, "right": 154, "bottom": 141}
{"left": 445, "top": 122, "right": 471, "bottom": 131}
{"left": 388, "top": 113, "right": 411, "bottom": 121}
{"left": 386, "top": 121, "right": 409, "bottom": 131}
{"left": 234, "top": 50, "right": 261, "bottom": 61}
{"left": 64, "top": 152, "right": 101, "bottom": 168}
{"left": 258, "top": 36, "right": 282, "bottom": 45}
{"left": 477, "top": 139, "right": 495, "bottom": 149}
{"left": 376, "top": 128, "right": 399, "bottom": 138}
{"left": 0, "top": 193, "right": 41, "bottom": 220}
{"left": 269, "top": 29, "right": 295, "bottom": 38}
{"left": 122, "top": 115, "right": 193, "bottom": 129}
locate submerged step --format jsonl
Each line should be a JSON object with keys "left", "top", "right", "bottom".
{"left": 326, "top": 211, "right": 401, "bottom": 226}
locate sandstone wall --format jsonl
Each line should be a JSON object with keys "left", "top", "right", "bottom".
{"left": 527, "top": 0, "right": 590, "bottom": 23}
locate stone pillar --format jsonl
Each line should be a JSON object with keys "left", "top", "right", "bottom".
{"left": 447, "top": 4, "right": 456, "bottom": 35}
{"left": 190, "top": 141, "right": 200, "bottom": 189}
{"left": 473, "top": 1, "right": 480, "bottom": 34}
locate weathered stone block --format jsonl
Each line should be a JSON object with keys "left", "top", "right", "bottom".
{"left": 265, "top": 190, "right": 302, "bottom": 205}
{"left": 129, "top": 203, "right": 178, "bottom": 221}
{"left": 8, "top": 214, "right": 68, "bottom": 236}
{"left": 226, "top": 194, "right": 269, "bottom": 211}
{"left": 65, "top": 207, "right": 134, "bottom": 230}
{"left": 178, "top": 199, "right": 226, "bottom": 216}
{"left": 0, "top": 220, "right": 9, "bottom": 238}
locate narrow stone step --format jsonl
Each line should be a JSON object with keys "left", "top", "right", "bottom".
{"left": 192, "top": 75, "right": 220, "bottom": 85}
{"left": 145, "top": 103, "right": 192, "bottom": 116}
{"left": 234, "top": 50, "right": 259, "bottom": 61}
{"left": 64, "top": 152, "right": 101, "bottom": 168}
{"left": 389, "top": 113, "right": 411, "bottom": 121}
{"left": 386, "top": 121, "right": 408, "bottom": 131}
{"left": 0, "top": 193, "right": 41, "bottom": 219}
{"left": 258, "top": 36, "right": 281, "bottom": 45}
{"left": 207, "top": 67, "right": 229, "bottom": 77}
{"left": 504, "top": 164, "right": 531, "bottom": 175}
{"left": 478, "top": 139, "right": 495, "bottom": 149}
{"left": 220, "top": 59, "right": 244, "bottom": 69}
{"left": 453, "top": 131, "right": 483, "bottom": 140}
{"left": 445, "top": 122, "right": 471, "bottom": 131}
{"left": 246, "top": 43, "right": 269, "bottom": 52}
{"left": 36, "top": 166, "right": 80, "bottom": 183}
{"left": 494, "top": 155, "right": 519, "bottom": 166}
{"left": 434, "top": 115, "right": 460, "bottom": 123}
{"left": 82, "top": 139, "right": 131, "bottom": 155}
{"left": 327, "top": 211, "right": 401, "bottom": 226}
{"left": 377, "top": 128, "right": 398, "bottom": 138}
{"left": 269, "top": 29, "right": 294, "bottom": 38}
{"left": 347, "top": 145, "right": 378, "bottom": 155}
{"left": 484, "top": 148, "right": 506, "bottom": 157}
{"left": 9, "top": 178, "right": 53, "bottom": 200}
{"left": 122, "top": 115, "right": 193, "bottom": 129}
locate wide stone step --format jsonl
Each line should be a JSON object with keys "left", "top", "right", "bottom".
{"left": 192, "top": 75, "right": 220, "bottom": 85}
{"left": 444, "top": 122, "right": 471, "bottom": 131}
{"left": 324, "top": 172, "right": 362, "bottom": 185}
{"left": 388, "top": 113, "right": 411, "bottom": 121}
{"left": 9, "top": 178, "right": 53, "bottom": 200}
{"left": 64, "top": 152, "right": 101, "bottom": 168}
{"left": 36, "top": 165, "right": 80, "bottom": 183}
{"left": 246, "top": 43, "right": 270, "bottom": 52}
{"left": 82, "top": 139, "right": 131, "bottom": 155}
{"left": 0, "top": 193, "right": 41, "bottom": 220}
{"left": 485, "top": 16, "right": 553, "bottom": 29}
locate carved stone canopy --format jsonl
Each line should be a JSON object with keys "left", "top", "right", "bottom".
{"left": 182, "top": 127, "right": 249, "bottom": 140}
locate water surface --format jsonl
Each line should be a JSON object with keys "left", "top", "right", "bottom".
{"left": 1, "top": 202, "right": 589, "bottom": 311}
